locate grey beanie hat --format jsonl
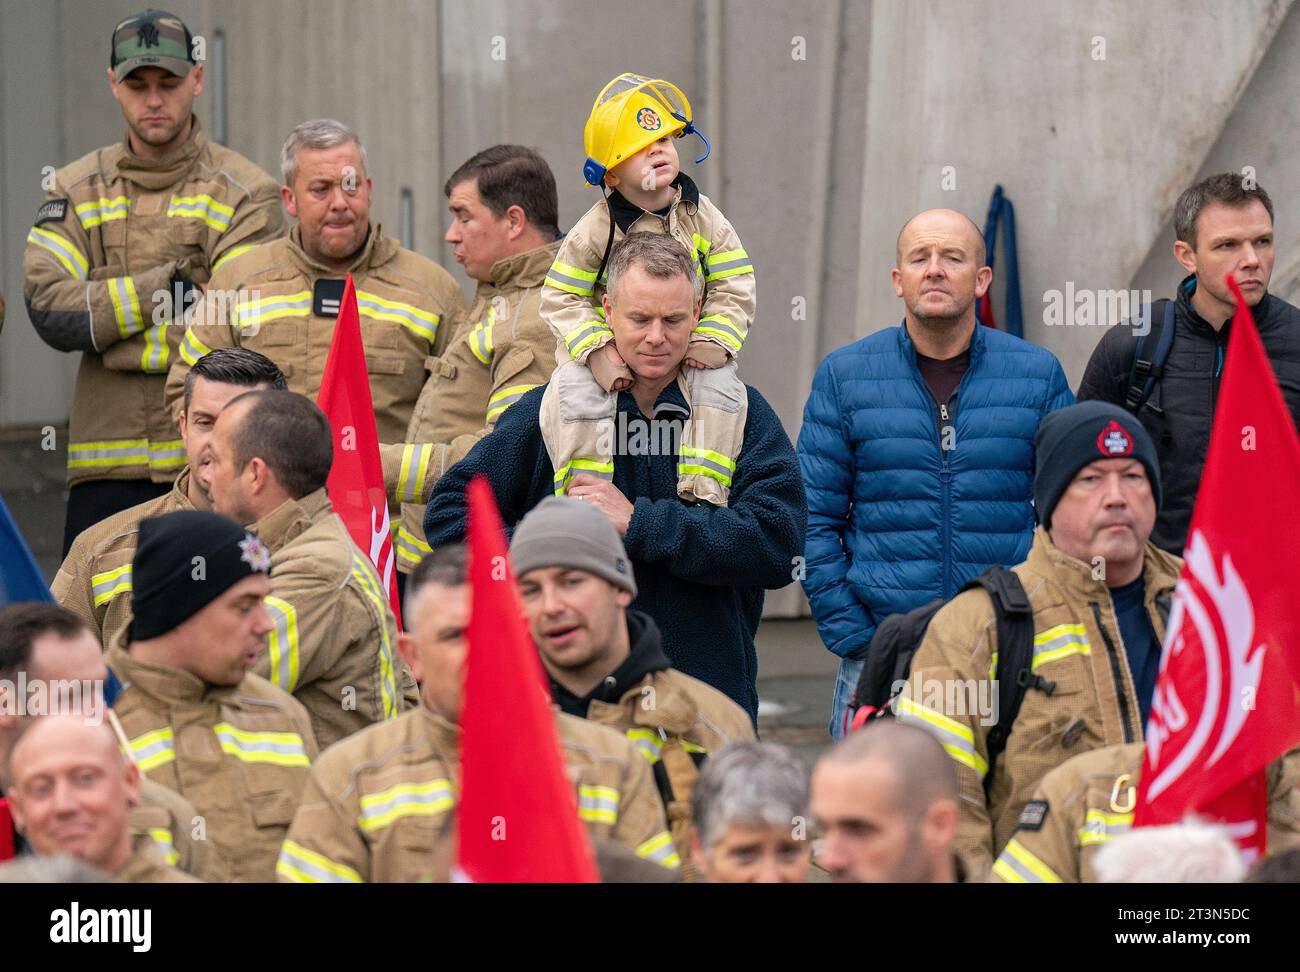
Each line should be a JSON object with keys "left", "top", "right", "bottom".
{"left": 510, "top": 496, "right": 637, "bottom": 596}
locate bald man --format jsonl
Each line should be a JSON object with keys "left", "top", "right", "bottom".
{"left": 798, "top": 209, "right": 1073, "bottom": 736}
{"left": 6, "top": 716, "right": 198, "bottom": 883}
{"left": 811, "top": 721, "right": 963, "bottom": 882}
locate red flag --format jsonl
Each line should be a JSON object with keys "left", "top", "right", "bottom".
{"left": 455, "top": 476, "right": 599, "bottom": 883}
{"left": 316, "top": 275, "right": 401, "bottom": 627}
{"left": 1135, "top": 275, "right": 1300, "bottom": 861}
{"left": 0, "top": 799, "right": 14, "bottom": 861}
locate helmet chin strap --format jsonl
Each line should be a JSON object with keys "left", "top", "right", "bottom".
{"left": 672, "top": 113, "right": 711, "bottom": 165}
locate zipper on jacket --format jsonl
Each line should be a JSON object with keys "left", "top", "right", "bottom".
{"left": 1090, "top": 601, "right": 1136, "bottom": 744}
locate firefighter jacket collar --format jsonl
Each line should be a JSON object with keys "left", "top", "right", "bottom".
{"left": 1028, "top": 526, "right": 1179, "bottom": 605}
{"left": 607, "top": 173, "right": 701, "bottom": 234}
{"left": 550, "top": 609, "right": 673, "bottom": 718}
{"left": 107, "top": 632, "right": 238, "bottom": 707}
{"left": 285, "top": 222, "right": 400, "bottom": 277}
{"left": 419, "top": 704, "right": 462, "bottom": 768}
{"left": 112, "top": 115, "right": 206, "bottom": 189}
{"left": 486, "top": 240, "right": 561, "bottom": 290}
{"left": 248, "top": 488, "right": 333, "bottom": 554}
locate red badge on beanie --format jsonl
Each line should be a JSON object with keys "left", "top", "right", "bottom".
{"left": 1097, "top": 419, "right": 1135, "bottom": 457}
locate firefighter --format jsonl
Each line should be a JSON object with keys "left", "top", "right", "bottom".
{"left": 164, "top": 117, "right": 466, "bottom": 525}
{"left": 381, "top": 145, "right": 564, "bottom": 573}
{"left": 898, "top": 401, "right": 1182, "bottom": 876}
{"left": 204, "top": 389, "right": 407, "bottom": 747}
{"left": 22, "top": 10, "right": 284, "bottom": 553}
{"left": 277, "top": 545, "right": 678, "bottom": 883}
{"left": 52, "top": 348, "right": 286, "bottom": 649}
{"left": 107, "top": 510, "right": 318, "bottom": 882}
{"left": 511, "top": 495, "right": 754, "bottom": 880}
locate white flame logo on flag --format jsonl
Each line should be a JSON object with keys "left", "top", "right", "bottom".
{"left": 1146, "top": 531, "right": 1265, "bottom": 800}
{"left": 369, "top": 504, "right": 395, "bottom": 593}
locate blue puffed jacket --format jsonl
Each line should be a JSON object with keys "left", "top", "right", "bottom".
{"left": 797, "top": 321, "right": 1074, "bottom": 659}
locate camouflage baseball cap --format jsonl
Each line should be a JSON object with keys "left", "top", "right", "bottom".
{"left": 110, "top": 9, "right": 195, "bottom": 82}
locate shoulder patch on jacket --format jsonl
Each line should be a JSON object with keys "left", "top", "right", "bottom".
{"left": 1017, "top": 799, "right": 1050, "bottom": 831}
{"left": 35, "top": 199, "right": 68, "bottom": 225}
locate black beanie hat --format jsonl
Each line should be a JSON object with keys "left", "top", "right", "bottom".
{"left": 130, "top": 510, "right": 273, "bottom": 641}
{"left": 1033, "top": 401, "right": 1162, "bottom": 529}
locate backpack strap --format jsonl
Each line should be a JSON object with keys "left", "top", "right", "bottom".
{"left": 1123, "top": 299, "right": 1175, "bottom": 414}
{"left": 963, "top": 566, "right": 1038, "bottom": 791}
{"left": 593, "top": 193, "right": 618, "bottom": 293}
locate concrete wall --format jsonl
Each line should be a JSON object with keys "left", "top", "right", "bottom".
{"left": 2, "top": 0, "right": 1297, "bottom": 607}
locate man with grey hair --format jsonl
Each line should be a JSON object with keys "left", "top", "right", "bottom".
{"left": 1080, "top": 172, "right": 1300, "bottom": 553}
{"left": 811, "top": 720, "right": 965, "bottom": 883}
{"left": 690, "top": 742, "right": 812, "bottom": 883}
{"left": 1093, "top": 822, "right": 1247, "bottom": 883}
{"left": 425, "top": 232, "right": 807, "bottom": 721}
{"left": 165, "top": 118, "right": 467, "bottom": 529}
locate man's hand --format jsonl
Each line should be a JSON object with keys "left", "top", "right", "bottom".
{"left": 589, "top": 342, "right": 634, "bottom": 392}
{"left": 567, "top": 474, "right": 634, "bottom": 536}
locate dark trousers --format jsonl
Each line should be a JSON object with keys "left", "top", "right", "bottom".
{"left": 62, "top": 479, "right": 171, "bottom": 557}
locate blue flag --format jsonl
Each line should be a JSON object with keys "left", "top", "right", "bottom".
{"left": 0, "top": 491, "right": 52, "bottom": 604}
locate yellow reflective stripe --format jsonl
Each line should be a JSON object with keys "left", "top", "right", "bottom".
{"left": 468, "top": 307, "right": 495, "bottom": 365}
{"left": 211, "top": 243, "right": 256, "bottom": 273}
{"left": 485, "top": 383, "right": 538, "bottom": 424}
{"left": 993, "top": 837, "right": 1063, "bottom": 883}
{"left": 396, "top": 443, "right": 433, "bottom": 504}
{"left": 626, "top": 728, "right": 664, "bottom": 763}
{"left": 691, "top": 233, "right": 712, "bottom": 258}
{"left": 349, "top": 553, "right": 399, "bottom": 719}
{"left": 693, "top": 314, "right": 746, "bottom": 353}
{"left": 894, "top": 696, "right": 988, "bottom": 780}
{"left": 67, "top": 438, "right": 149, "bottom": 469}
{"left": 545, "top": 260, "right": 599, "bottom": 297}
{"left": 577, "top": 784, "right": 620, "bottom": 826}
{"left": 356, "top": 290, "right": 440, "bottom": 344}
{"left": 75, "top": 195, "right": 130, "bottom": 229}
{"left": 564, "top": 321, "right": 613, "bottom": 358}
{"left": 109, "top": 275, "right": 145, "bottom": 339}
{"left": 277, "top": 839, "right": 363, "bottom": 883}
{"left": 394, "top": 525, "right": 432, "bottom": 568}
{"left": 553, "top": 459, "right": 615, "bottom": 495}
{"left": 704, "top": 247, "right": 754, "bottom": 281}
{"left": 27, "top": 227, "right": 89, "bottom": 279}
{"left": 358, "top": 779, "right": 455, "bottom": 833}
{"left": 91, "top": 563, "right": 133, "bottom": 607}
{"left": 167, "top": 194, "right": 234, "bottom": 232}
{"left": 143, "top": 827, "right": 179, "bottom": 866}
{"left": 1079, "top": 808, "right": 1133, "bottom": 847}
{"left": 127, "top": 728, "right": 176, "bottom": 773}
{"left": 635, "top": 831, "right": 681, "bottom": 869}
{"left": 140, "top": 322, "right": 170, "bottom": 373}
{"left": 232, "top": 291, "right": 311, "bottom": 330}
{"left": 178, "top": 327, "right": 213, "bottom": 366}
{"left": 213, "top": 722, "right": 309, "bottom": 767}
{"left": 1032, "top": 623, "right": 1091, "bottom": 671}
{"left": 148, "top": 438, "right": 186, "bottom": 472}
{"left": 678, "top": 445, "right": 736, "bottom": 487}
{"left": 264, "top": 595, "right": 300, "bottom": 693}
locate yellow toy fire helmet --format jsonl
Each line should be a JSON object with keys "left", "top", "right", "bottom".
{"left": 582, "top": 73, "right": 711, "bottom": 187}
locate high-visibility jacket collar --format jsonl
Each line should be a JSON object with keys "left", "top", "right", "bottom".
{"left": 285, "top": 222, "right": 399, "bottom": 278}
{"left": 113, "top": 115, "right": 206, "bottom": 190}
{"left": 1027, "top": 527, "right": 1180, "bottom": 608}
{"left": 107, "top": 635, "right": 236, "bottom": 707}
{"left": 419, "top": 704, "right": 461, "bottom": 771}
{"left": 248, "top": 487, "right": 332, "bottom": 554}
{"left": 484, "top": 239, "right": 562, "bottom": 291}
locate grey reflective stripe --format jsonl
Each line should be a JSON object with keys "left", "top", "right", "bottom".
{"left": 92, "top": 569, "right": 131, "bottom": 599}
{"left": 236, "top": 297, "right": 310, "bottom": 326}
{"left": 149, "top": 443, "right": 185, "bottom": 464}
{"left": 393, "top": 531, "right": 426, "bottom": 558}
{"left": 356, "top": 297, "right": 431, "bottom": 333}
{"left": 360, "top": 785, "right": 454, "bottom": 827}
{"left": 214, "top": 729, "right": 305, "bottom": 759}
{"left": 679, "top": 456, "right": 734, "bottom": 479}
{"left": 699, "top": 319, "right": 744, "bottom": 342}
{"left": 578, "top": 796, "right": 618, "bottom": 817}
{"left": 471, "top": 324, "right": 492, "bottom": 361}
{"left": 132, "top": 737, "right": 174, "bottom": 765}
{"left": 488, "top": 390, "right": 527, "bottom": 411}
{"left": 1034, "top": 630, "right": 1088, "bottom": 658}
{"left": 996, "top": 848, "right": 1052, "bottom": 883}
{"left": 142, "top": 323, "right": 167, "bottom": 370}
{"left": 70, "top": 444, "right": 150, "bottom": 461}
{"left": 640, "top": 839, "right": 677, "bottom": 865}
{"left": 29, "top": 230, "right": 88, "bottom": 280}
{"left": 707, "top": 256, "right": 753, "bottom": 274}
{"left": 278, "top": 846, "right": 359, "bottom": 883}
{"left": 565, "top": 322, "right": 609, "bottom": 352}
{"left": 546, "top": 269, "right": 595, "bottom": 293}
